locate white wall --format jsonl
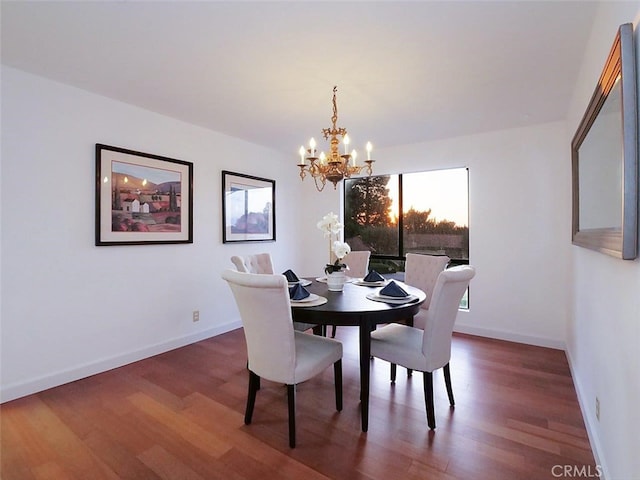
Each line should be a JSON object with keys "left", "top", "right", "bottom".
{"left": 565, "top": 3, "right": 640, "bottom": 480}
{"left": 0, "top": 66, "right": 306, "bottom": 401}
{"left": 379, "top": 122, "right": 571, "bottom": 348}
{"left": 295, "top": 185, "right": 342, "bottom": 278}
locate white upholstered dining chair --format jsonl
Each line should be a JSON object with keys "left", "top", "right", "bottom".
{"left": 230, "top": 253, "right": 316, "bottom": 333}
{"left": 343, "top": 250, "right": 371, "bottom": 278}
{"left": 404, "top": 253, "right": 450, "bottom": 329}
{"left": 370, "top": 265, "right": 475, "bottom": 430}
{"left": 230, "top": 253, "right": 274, "bottom": 274}
{"left": 221, "top": 269, "right": 343, "bottom": 447}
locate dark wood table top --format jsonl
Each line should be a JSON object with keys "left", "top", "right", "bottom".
{"left": 291, "top": 279, "right": 426, "bottom": 325}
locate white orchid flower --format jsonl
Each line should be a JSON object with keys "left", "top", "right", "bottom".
{"left": 317, "top": 212, "right": 343, "bottom": 237}
{"left": 333, "top": 241, "right": 351, "bottom": 260}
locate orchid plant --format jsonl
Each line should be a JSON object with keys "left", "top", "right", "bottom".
{"left": 317, "top": 212, "right": 351, "bottom": 274}
{"left": 327, "top": 240, "right": 351, "bottom": 274}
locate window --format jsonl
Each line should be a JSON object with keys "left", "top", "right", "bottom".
{"left": 344, "top": 167, "right": 469, "bottom": 276}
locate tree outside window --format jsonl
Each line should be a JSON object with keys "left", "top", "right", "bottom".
{"left": 344, "top": 168, "right": 469, "bottom": 275}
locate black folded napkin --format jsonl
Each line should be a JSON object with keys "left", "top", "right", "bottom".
{"left": 379, "top": 281, "right": 409, "bottom": 298}
{"left": 363, "top": 270, "right": 385, "bottom": 282}
{"left": 289, "top": 283, "right": 310, "bottom": 301}
{"left": 282, "top": 269, "right": 300, "bottom": 283}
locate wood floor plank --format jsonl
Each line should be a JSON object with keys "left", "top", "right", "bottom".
{"left": 83, "top": 429, "right": 162, "bottom": 480}
{"left": 1, "top": 402, "right": 43, "bottom": 480}
{"left": 32, "top": 461, "right": 79, "bottom": 480}
{"left": 3, "top": 395, "right": 120, "bottom": 480}
{"left": 137, "top": 445, "right": 206, "bottom": 480}
{"left": 506, "top": 418, "right": 592, "bottom": 450}
{"left": 1, "top": 329, "right": 597, "bottom": 480}
{"left": 126, "top": 392, "right": 232, "bottom": 458}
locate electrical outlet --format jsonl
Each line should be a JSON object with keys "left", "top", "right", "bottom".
{"left": 193, "top": 310, "right": 200, "bottom": 322}
{"left": 595, "top": 397, "right": 600, "bottom": 421}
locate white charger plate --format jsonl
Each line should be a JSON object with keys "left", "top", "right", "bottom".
{"left": 290, "top": 293, "right": 319, "bottom": 303}
{"left": 290, "top": 295, "right": 328, "bottom": 307}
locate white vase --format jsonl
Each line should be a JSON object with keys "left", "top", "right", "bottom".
{"left": 326, "top": 270, "right": 347, "bottom": 292}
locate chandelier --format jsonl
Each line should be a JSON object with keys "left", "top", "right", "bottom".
{"left": 297, "top": 86, "right": 375, "bottom": 192}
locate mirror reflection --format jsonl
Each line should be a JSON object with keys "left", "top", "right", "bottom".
{"left": 578, "top": 77, "right": 622, "bottom": 230}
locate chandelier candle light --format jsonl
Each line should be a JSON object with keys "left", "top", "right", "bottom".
{"left": 298, "top": 86, "right": 375, "bottom": 192}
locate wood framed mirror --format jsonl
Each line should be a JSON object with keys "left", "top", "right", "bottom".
{"left": 571, "top": 23, "right": 638, "bottom": 260}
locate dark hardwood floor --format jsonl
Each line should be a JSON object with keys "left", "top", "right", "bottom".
{"left": 1, "top": 327, "right": 596, "bottom": 479}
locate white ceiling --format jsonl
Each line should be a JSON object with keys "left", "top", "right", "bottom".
{"left": 1, "top": 1, "right": 602, "bottom": 156}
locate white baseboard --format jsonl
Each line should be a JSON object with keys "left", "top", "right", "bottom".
{"left": 0, "top": 320, "right": 242, "bottom": 404}
{"left": 2, "top": 321, "right": 563, "bottom": 403}
{"left": 564, "top": 348, "right": 609, "bottom": 480}
{"left": 454, "top": 323, "right": 566, "bottom": 350}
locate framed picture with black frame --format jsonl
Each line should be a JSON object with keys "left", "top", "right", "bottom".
{"left": 95, "top": 144, "right": 194, "bottom": 246}
{"left": 222, "top": 171, "right": 275, "bottom": 243}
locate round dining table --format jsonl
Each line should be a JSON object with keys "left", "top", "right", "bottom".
{"left": 291, "top": 279, "right": 426, "bottom": 432}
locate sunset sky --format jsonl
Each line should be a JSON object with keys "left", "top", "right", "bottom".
{"left": 387, "top": 167, "right": 468, "bottom": 227}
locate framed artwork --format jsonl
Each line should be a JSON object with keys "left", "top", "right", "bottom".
{"left": 222, "top": 171, "right": 275, "bottom": 243}
{"left": 95, "top": 144, "right": 194, "bottom": 246}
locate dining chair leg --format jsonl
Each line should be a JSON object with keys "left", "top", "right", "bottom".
{"left": 423, "top": 371, "right": 436, "bottom": 430}
{"left": 246, "top": 361, "right": 261, "bottom": 389}
{"left": 245, "top": 371, "right": 260, "bottom": 425}
{"left": 334, "top": 359, "right": 343, "bottom": 411}
{"left": 331, "top": 325, "right": 337, "bottom": 338}
{"left": 443, "top": 363, "right": 455, "bottom": 406}
{"left": 287, "top": 384, "right": 296, "bottom": 448}
{"left": 404, "top": 320, "right": 413, "bottom": 377}
{"left": 390, "top": 363, "right": 397, "bottom": 383}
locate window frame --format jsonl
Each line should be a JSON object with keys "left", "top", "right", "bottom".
{"left": 343, "top": 168, "right": 469, "bottom": 266}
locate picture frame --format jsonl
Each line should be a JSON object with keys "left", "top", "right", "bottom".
{"left": 222, "top": 171, "right": 275, "bottom": 243}
{"left": 95, "top": 144, "right": 194, "bottom": 246}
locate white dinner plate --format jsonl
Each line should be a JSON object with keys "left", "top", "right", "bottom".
{"left": 353, "top": 279, "right": 388, "bottom": 287}
{"left": 290, "top": 293, "right": 320, "bottom": 303}
{"left": 289, "top": 279, "right": 312, "bottom": 287}
{"left": 376, "top": 292, "right": 411, "bottom": 300}
{"left": 366, "top": 292, "right": 419, "bottom": 304}
{"left": 290, "top": 295, "right": 328, "bottom": 308}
